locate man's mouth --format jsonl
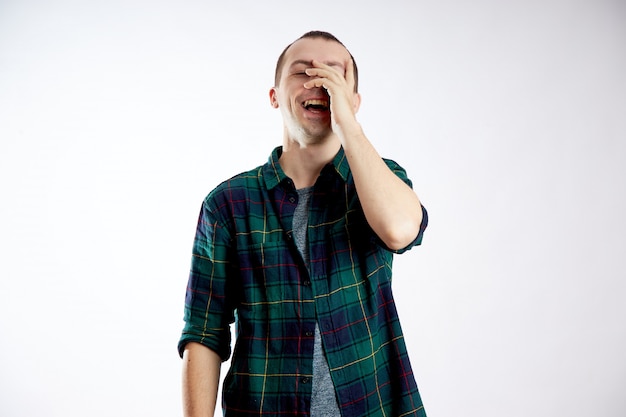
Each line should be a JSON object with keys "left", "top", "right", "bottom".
{"left": 303, "top": 99, "right": 330, "bottom": 111}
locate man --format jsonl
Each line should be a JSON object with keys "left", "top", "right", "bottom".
{"left": 179, "top": 31, "right": 428, "bottom": 417}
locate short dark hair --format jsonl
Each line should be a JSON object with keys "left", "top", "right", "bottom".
{"left": 274, "top": 31, "right": 359, "bottom": 92}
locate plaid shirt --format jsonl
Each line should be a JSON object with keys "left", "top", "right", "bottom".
{"left": 179, "top": 147, "right": 428, "bottom": 417}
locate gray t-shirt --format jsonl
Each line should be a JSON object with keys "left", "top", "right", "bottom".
{"left": 293, "top": 187, "right": 341, "bottom": 417}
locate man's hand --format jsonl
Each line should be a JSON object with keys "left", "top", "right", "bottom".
{"left": 303, "top": 59, "right": 361, "bottom": 140}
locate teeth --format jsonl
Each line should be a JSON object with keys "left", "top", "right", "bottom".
{"left": 303, "top": 99, "right": 329, "bottom": 108}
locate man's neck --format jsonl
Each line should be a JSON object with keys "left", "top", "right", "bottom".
{"left": 279, "top": 137, "right": 341, "bottom": 189}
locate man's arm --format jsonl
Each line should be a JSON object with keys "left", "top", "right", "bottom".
{"left": 182, "top": 342, "right": 221, "bottom": 417}
{"left": 305, "top": 60, "right": 423, "bottom": 250}
{"left": 341, "top": 129, "right": 423, "bottom": 251}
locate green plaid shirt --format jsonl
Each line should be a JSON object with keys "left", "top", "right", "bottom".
{"left": 179, "top": 147, "right": 428, "bottom": 417}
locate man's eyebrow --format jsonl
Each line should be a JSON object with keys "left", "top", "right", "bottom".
{"left": 288, "top": 59, "right": 344, "bottom": 69}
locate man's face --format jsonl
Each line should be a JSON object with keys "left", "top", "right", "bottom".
{"left": 270, "top": 37, "right": 352, "bottom": 145}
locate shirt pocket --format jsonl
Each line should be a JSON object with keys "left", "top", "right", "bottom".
{"left": 236, "top": 241, "right": 301, "bottom": 311}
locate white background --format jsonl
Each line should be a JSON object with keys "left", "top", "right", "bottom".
{"left": 1, "top": 1, "right": 625, "bottom": 416}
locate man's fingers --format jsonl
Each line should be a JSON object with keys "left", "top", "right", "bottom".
{"left": 306, "top": 59, "right": 354, "bottom": 92}
{"left": 307, "top": 61, "right": 344, "bottom": 80}
{"left": 345, "top": 58, "right": 355, "bottom": 90}
{"left": 304, "top": 59, "right": 352, "bottom": 92}
{"left": 303, "top": 78, "right": 328, "bottom": 90}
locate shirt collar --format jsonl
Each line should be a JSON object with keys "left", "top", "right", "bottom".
{"left": 262, "top": 146, "right": 350, "bottom": 190}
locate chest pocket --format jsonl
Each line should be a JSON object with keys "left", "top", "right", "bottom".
{"left": 236, "top": 240, "right": 302, "bottom": 305}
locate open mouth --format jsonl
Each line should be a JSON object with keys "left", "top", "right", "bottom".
{"left": 303, "top": 99, "right": 330, "bottom": 112}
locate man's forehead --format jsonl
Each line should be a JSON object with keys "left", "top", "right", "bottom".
{"left": 284, "top": 38, "right": 350, "bottom": 67}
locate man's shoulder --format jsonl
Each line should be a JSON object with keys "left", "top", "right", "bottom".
{"left": 205, "top": 147, "right": 281, "bottom": 199}
{"left": 202, "top": 163, "right": 267, "bottom": 210}
{"left": 219, "top": 165, "right": 265, "bottom": 189}
{"left": 381, "top": 157, "right": 411, "bottom": 186}
{"left": 381, "top": 156, "right": 404, "bottom": 171}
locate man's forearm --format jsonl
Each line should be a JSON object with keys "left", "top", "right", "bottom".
{"left": 182, "top": 342, "right": 221, "bottom": 417}
{"left": 341, "top": 124, "right": 423, "bottom": 250}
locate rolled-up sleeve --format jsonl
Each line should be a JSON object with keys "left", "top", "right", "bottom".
{"left": 382, "top": 158, "right": 428, "bottom": 254}
{"left": 178, "top": 197, "right": 235, "bottom": 360}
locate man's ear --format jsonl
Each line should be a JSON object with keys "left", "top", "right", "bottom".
{"left": 353, "top": 92, "right": 362, "bottom": 113}
{"left": 269, "top": 87, "right": 279, "bottom": 108}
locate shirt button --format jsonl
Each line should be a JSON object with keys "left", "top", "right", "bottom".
{"left": 289, "top": 196, "right": 296, "bottom": 203}
{"left": 302, "top": 377, "right": 310, "bottom": 384}
{"left": 305, "top": 331, "right": 313, "bottom": 337}
{"left": 303, "top": 280, "right": 311, "bottom": 286}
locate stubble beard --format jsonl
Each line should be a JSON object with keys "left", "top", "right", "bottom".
{"left": 287, "top": 116, "right": 333, "bottom": 147}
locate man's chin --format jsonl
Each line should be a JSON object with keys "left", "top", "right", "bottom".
{"left": 303, "top": 129, "right": 333, "bottom": 145}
